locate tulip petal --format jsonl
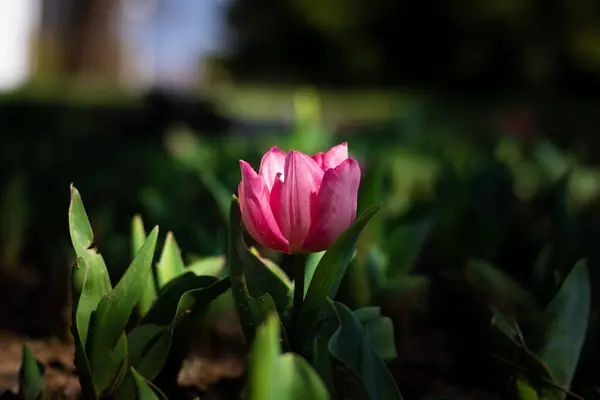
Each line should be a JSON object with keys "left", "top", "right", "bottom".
{"left": 301, "top": 158, "right": 361, "bottom": 252}
{"left": 259, "top": 146, "right": 286, "bottom": 191}
{"left": 312, "top": 152, "right": 325, "bottom": 169}
{"left": 239, "top": 161, "right": 289, "bottom": 252}
{"left": 279, "top": 150, "right": 324, "bottom": 252}
{"left": 270, "top": 173, "right": 284, "bottom": 230}
{"left": 323, "top": 142, "right": 348, "bottom": 170}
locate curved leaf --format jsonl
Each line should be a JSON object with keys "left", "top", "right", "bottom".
{"left": 187, "top": 256, "right": 226, "bottom": 278}
{"left": 354, "top": 307, "right": 397, "bottom": 361}
{"left": 248, "top": 313, "right": 330, "bottom": 400}
{"left": 18, "top": 345, "right": 45, "bottom": 400}
{"left": 156, "top": 232, "right": 186, "bottom": 289}
{"left": 227, "top": 196, "right": 286, "bottom": 344}
{"left": 86, "top": 227, "right": 159, "bottom": 393}
{"left": 131, "top": 367, "right": 168, "bottom": 400}
{"left": 296, "top": 204, "right": 381, "bottom": 352}
{"left": 538, "top": 260, "right": 590, "bottom": 390}
{"left": 132, "top": 215, "right": 157, "bottom": 316}
{"left": 328, "top": 302, "right": 402, "bottom": 400}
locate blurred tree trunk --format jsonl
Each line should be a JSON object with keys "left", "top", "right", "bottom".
{"left": 34, "top": 0, "right": 121, "bottom": 84}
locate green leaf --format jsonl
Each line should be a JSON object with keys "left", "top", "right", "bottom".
{"left": 86, "top": 226, "right": 159, "bottom": 394}
{"left": 465, "top": 259, "right": 539, "bottom": 319}
{"left": 127, "top": 324, "right": 172, "bottom": 381}
{"left": 68, "top": 185, "right": 110, "bottom": 399}
{"left": 227, "top": 196, "right": 285, "bottom": 344}
{"left": 141, "top": 273, "right": 230, "bottom": 327}
{"left": 516, "top": 378, "right": 540, "bottom": 400}
{"left": 123, "top": 273, "right": 230, "bottom": 392}
{"left": 131, "top": 367, "right": 168, "bottom": 400}
{"left": 156, "top": 232, "right": 186, "bottom": 289}
{"left": 304, "top": 251, "right": 325, "bottom": 296}
{"left": 328, "top": 302, "right": 402, "bottom": 400}
{"left": 246, "top": 247, "right": 293, "bottom": 312}
{"left": 353, "top": 307, "right": 397, "bottom": 361}
{"left": 248, "top": 313, "right": 330, "bottom": 400}
{"left": 386, "top": 215, "right": 433, "bottom": 276}
{"left": 278, "top": 353, "right": 330, "bottom": 400}
{"left": 132, "top": 215, "right": 157, "bottom": 316}
{"left": 296, "top": 204, "right": 381, "bottom": 352}
{"left": 187, "top": 256, "right": 226, "bottom": 278}
{"left": 18, "top": 345, "right": 45, "bottom": 400}
{"left": 538, "top": 260, "right": 590, "bottom": 390}
{"left": 248, "top": 313, "right": 281, "bottom": 400}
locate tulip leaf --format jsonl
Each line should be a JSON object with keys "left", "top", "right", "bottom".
{"left": 328, "top": 302, "right": 402, "bottom": 400}
{"left": 68, "top": 185, "right": 111, "bottom": 399}
{"left": 131, "top": 367, "right": 168, "bottom": 400}
{"left": 187, "top": 255, "right": 226, "bottom": 278}
{"left": 538, "top": 260, "right": 590, "bottom": 391}
{"left": 86, "top": 226, "right": 158, "bottom": 394}
{"left": 353, "top": 307, "right": 397, "bottom": 361}
{"left": 127, "top": 273, "right": 231, "bottom": 396}
{"left": 296, "top": 204, "right": 381, "bottom": 353}
{"left": 127, "top": 324, "right": 172, "bottom": 381}
{"left": 516, "top": 378, "right": 540, "bottom": 400}
{"left": 249, "top": 313, "right": 330, "bottom": 400}
{"left": 18, "top": 345, "right": 45, "bottom": 400}
{"left": 228, "top": 196, "right": 287, "bottom": 344}
{"left": 156, "top": 232, "right": 186, "bottom": 289}
{"left": 132, "top": 215, "right": 157, "bottom": 316}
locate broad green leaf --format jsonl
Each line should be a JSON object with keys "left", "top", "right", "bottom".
{"left": 353, "top": 307, "right": 397, "bottom": 361}
{"left": 132, "top": 215, "right": 157, "bottom": 316}
{"left": 18, "top": 345, "right": 45, "bottom": 400}
{"left": 141, "top": 273, "right": 230, "bottom": 327}
{"left": 156, "top": 232, "right": 186, "bottom": 288}
{"left": 247, "top": 246, "right": 293, "bottom": 311}
{"left": 248, "top": 313, "right": 330, "bottom": 400}
{"left": 296, "top": 204, "right": 381, "bottom": 352}
{"left": 278, "top": 353, "right": 330, "bottom": 400}
{"left": 304, "top": 251, "right": 325, "bottom": 295}
{"left": 538, "top": 260, "right": 590, "bottom": 390}
{"left": 127, "top": 324, "right": 172, "bottom": 381}
{"left": 248, "top": 313, "right": 281, "bottom": 400}
{"left": 328, "top": 302, "right": 402, "bottom": 400}
{"left": 516, "top": 378, "right": 539, "bottom": 400}
{"left": 123, "top": 273, "right": 230, "bottom": 392}
{"left": 131, "top": 367, "right": 168, "bottom": 400}
{"left": 68, "top": 185, "right": 112, "bottom": 345}
{"left": 187, "top": 256, "right": 226, "bottom": 278}
{"left": 228, "top": 196, "right": 285, "bottom": 344}
{"left": 68, "top": 186, "right": 110, "bottom": 399}
{"left": 491, "top": 308, "right": 524, "bottom": 347}
{"left": 86, "top": 227, "right": 158, "bottom": 393}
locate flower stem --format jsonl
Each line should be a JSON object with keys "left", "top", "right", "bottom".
{"left": 292, "top": 254, "right": 306, "bottom": 330}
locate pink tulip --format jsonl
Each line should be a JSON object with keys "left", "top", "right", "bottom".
{"left": 238, "top": 142, "right": 361, "bottom": 253}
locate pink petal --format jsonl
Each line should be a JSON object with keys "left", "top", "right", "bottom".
{"left": 301, "top": 158, "right": 361, "bottom": 252}
{"left": 258, "top": 146, "right": 286, "bottom": 192}
{"left": 270, "top": 173, "right": 284, "bottom": 231}
{"left": 278, "top": 150, "right": 324, "bottom": 252}
{"left": 312, "top": 152, "right": 325, "bottom": 169}
{"left": 322, "top": 142, "right": 348, "bottom": 170}
{"left": 238, "top": 161, "right": 289, "bottom": 252}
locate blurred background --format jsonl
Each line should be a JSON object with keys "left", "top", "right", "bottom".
{"left": 1, "top": 0, "right": 600, "bottom": 398}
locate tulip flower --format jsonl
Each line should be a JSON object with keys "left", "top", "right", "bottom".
{"left": 238, "top": 142, "right": 361, "bottom": 253}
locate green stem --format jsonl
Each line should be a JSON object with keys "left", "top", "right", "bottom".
{"left": 292, "top": 254, "right": 306, "bottom": 330}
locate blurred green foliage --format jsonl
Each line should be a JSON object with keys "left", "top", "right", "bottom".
{"left": 225, "top": 0, "right": 600, "bottom": 93}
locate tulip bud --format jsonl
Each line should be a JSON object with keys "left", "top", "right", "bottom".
{"left": 238, "top": 143, "right": 361, "bottom": 253}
